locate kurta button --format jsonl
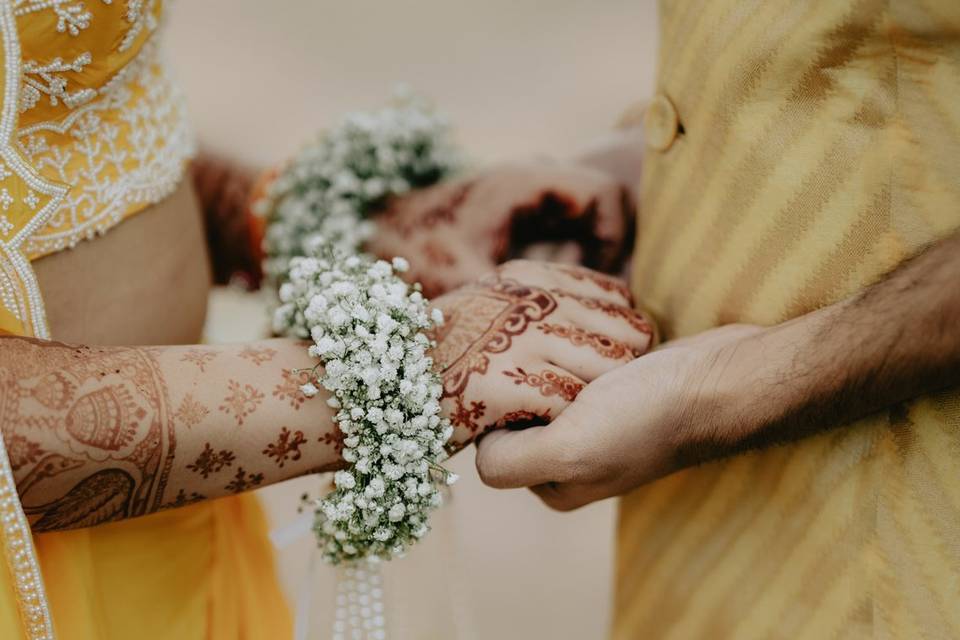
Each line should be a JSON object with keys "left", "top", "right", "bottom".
{"left": 644, "top": 94, "right": 680, "bottom": 151}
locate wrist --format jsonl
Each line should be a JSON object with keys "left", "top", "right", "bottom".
{"left": 677, "top": 309, "right": 842, "bottom": 466}
{"left": 669, "top": 322, "right": 805, "bottom": 467}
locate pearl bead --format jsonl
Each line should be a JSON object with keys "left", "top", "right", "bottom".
{"left": 331, "top": 561, "right": 387, "bottom": 639}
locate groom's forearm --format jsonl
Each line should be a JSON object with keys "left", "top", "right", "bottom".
{"left": 0, "top": 337, "right": 342, "bottom": 532}
{"left": 689, "top": 231, "right": 960, "bottom": 461}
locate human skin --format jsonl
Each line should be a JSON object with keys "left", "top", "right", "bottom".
{"left": 14, "top": 140, "right": 647, "bottom": 531}
{"left": 367, "top": 162, "right": 636, "bottom": 298}
{"left": 3, "top": 257, "right": 654, "bottom": 531}
{"left": 475, "top": 230, "right": 960, "bottom": 511}
{"left": 190, "top": 153, "right": 638, "bottom": 296}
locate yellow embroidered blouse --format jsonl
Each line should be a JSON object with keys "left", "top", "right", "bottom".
{"left": 0, "top": 2, "right": 290, "bottom": 638}
{"left": 617, "top": 1, "right": 960, "bottom": 638}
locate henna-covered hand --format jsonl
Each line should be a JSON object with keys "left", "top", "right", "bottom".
{"left": 368, "top": 162, "right": 635, "bottom": 297}
{"left": 429, "top": 260, "right": 655, "bottom": 451}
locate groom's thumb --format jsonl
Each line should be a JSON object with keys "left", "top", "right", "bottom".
{"left": 475, "top": 415, "right": 578, "bottom": 490}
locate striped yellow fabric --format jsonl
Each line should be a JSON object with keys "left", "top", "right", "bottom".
{"left": 616, "top": 1, "right": 960, "bottom": 638}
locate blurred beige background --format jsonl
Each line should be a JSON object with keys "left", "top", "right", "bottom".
{"left": 168, "top": 2, "right": 658, "bottom": 638}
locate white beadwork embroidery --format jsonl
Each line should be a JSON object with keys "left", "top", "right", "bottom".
{"left": 15, "top": 0, "right": 157, "bottom": 114}
{"left": 19, "top": 53, "right": 96, "bottom": 112}
{"left": 17, "top": 30, "right": 194, "bottom": 257}
{"left": 119, "top": 0, "right": 157, "bottom": 52}
{"left": 0, "top": 1, "right": 60, "bottom": 633}
{"left": 13, "top": 0, "right": 113, "bottom": 37}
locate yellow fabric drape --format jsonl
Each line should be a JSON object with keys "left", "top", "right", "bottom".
{"left": 617, "top": 1, "right": 960, "bottom": 638}
{"left": 34, "top": 494, "right": 292, "bottom": 640}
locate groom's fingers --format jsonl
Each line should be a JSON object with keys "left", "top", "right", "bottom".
{"left": 529, "top": 480, "right": 608, "bottom": 512}
{"left": 476, "top": 398, "right": 590, "bottom": 490}
{"left": 475, "top": 427, "right": 564, "bottom": 489}
{"left": 529, "top": 483, "right": 586, "bottom": 512}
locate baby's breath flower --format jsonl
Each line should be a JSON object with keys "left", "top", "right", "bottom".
{"left": 258, "top": 91, "right": 462, "bottom": 281}
{"left": 263, "top": 90, "right": 461, "bottom": 565}
{"left": 274, "top": 241, "right": 454, "bottom": 563}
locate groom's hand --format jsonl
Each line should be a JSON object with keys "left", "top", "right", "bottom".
{"left": 368, "top": 162, "right": 634, "bottom": 298}
{"left": 429, "top": 260, "right": 655, "bottom": 452}
{"left": 474, "top": 324, "right": 766, "bottom": 510}
{"left": 475, "top": 231, "right": 960, "bottom": 510}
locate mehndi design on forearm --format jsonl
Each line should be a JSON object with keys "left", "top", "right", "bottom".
{"left": 262, "top": 427, "right": 308, "bottom": 467}
{"left": 160, "top": 489, "right": 206, "bottom": 511}
{"left": 238, "top": 346, "right": 278, "bottom": 366}
{"left": 319, "top": 428, "right": 345, "bottom": 454}
{"left": 225, "top": 467, "right": 265, "bottom": 493}
{"left": 0, "top": 338, "right": 177, "bottom": 532}
{"left": 174, "top": 393, "right": 209, "bottom": 428}
{"left": 219, "top": 380, "right": 265, "bottom": 425}
{"left": 273, "top": 369, "right": 312, "bottom": 409}
{"left": 0, "top": 336, "right": 339, "bottom": 532}
{"left": 186, "top": 443, "right": 236, "bottom": 479}
{"left": 181, "top": 347, "right": 218, "bottom": 372}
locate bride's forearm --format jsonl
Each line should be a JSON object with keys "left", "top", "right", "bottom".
{"left": 0, "top": 336, "right": 341, "bottom": 532}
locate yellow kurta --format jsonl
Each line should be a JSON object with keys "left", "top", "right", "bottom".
{"left": 617, "top": 1, "right": 960, "bottom": 638}
{"left": 0, "top": 2, "right": 291, "bottom": 638}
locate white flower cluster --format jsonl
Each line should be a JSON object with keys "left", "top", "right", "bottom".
{"left": 273, "top": 242, "right": 455, "bottom": 563}
{"left": 258, "top": 90, "right": 462, "bottom": 279}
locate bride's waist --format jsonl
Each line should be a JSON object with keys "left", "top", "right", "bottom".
{"left": 32, "top": 180, "right": 212, "bottom": 346}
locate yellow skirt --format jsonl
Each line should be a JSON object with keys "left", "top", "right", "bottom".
{"left": 32, "top": 494, "right": 291, "bottom": 639}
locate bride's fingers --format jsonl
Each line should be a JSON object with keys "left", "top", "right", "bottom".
{"left": 539, "top": 306, "right": 653, "bottom": 382}
{"left": 544, "top": 329, "right": 637, "bottom": 381}
{"left": 551, "top": 264, "right": 635, "bottom": 307}
{"left": 446, "top": 363, "right": 583, "bottom": 448}
{"left": 555, "top": 292, "right": 654, "bottom": 344}
{"left": 495, "top": 363, "right": 586, "bottom": 417}
{"left": 496, "top": 260, "right": 630, "bottom": 308}
{"left": 482, "top": 363, "right": 584, "bottom": 431}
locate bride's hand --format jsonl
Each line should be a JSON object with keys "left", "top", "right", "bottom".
{"left": 368, "top": 162, "right": 634, "bottom": 298}
{"left": 429, "top": 260, "right": 655, "bottom": 451}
